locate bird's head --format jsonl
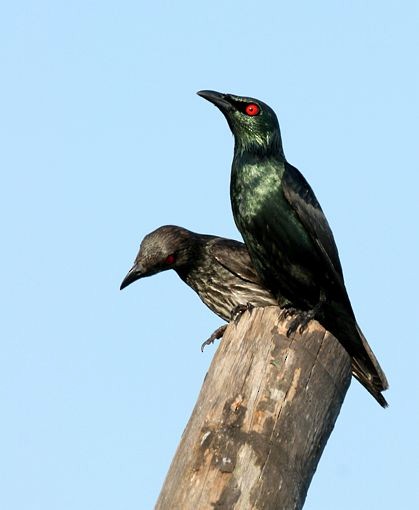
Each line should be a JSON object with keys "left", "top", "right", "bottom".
{"left": 120, "top": 225, "right": 196, "bottom": 290}
{"left": 197, "top": 90, "right": 283, "bottom": 155}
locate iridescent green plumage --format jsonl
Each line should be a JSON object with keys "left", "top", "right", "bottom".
{"left": 198, "top": 90, "right": 388, "bottom": 407}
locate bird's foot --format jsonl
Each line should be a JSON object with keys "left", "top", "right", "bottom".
{"left": 279, "top": 304, "right": 298, "bottom": 320}
{"left": 286, "top": 310, "right": 314, "bottom": 336}
{"left": 230, "top": 302, "right": 255, "bottom": 324}
{"left": 201, "top": 324, "right": 227, "bottom": 352}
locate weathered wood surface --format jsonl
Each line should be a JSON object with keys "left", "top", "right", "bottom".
{"left": 155, "top": 306, "right": 351, "bottom": 510}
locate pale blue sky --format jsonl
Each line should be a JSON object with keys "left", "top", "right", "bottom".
{"left": 1, "top": 1, "right": 418, "bottom": 509}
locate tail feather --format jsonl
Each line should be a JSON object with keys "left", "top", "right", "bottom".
{"left": 350, "top": 323, "right": 389, "bottom": 408}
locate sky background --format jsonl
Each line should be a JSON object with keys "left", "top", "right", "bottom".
{"left": 1, "top": 1, "right": 418, "bottom": 508}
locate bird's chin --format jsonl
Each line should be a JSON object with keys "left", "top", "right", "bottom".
{"left": 197, "top": 90, "right": 233, "bottom": 112}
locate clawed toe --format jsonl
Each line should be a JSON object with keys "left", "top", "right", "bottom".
{"left": 230, "top": 302, "right": 254, "bottom": 324}
{"left": 280, "top": 305, "right": 298, "bottom": 320}
{"left": 286, "top": 310, "right": 314, "bottom": 337}
{"left": 201, "top": 324, "right": 227, "bottom": 352}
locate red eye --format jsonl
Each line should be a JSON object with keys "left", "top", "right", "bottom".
{"left": 165, "top": 254, "right": 175, "bottom": 265}
{"left": 245, "top": 103, "right": 260, "bottom": 116}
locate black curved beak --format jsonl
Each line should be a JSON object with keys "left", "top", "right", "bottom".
{"left": 197, "top": 90, "right": 232, "bottom": 111}
{"left": 120, "top": 264, "right": 144, "bottom": 290}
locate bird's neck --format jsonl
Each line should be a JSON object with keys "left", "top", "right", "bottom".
{"left": 173, "top": 238, "right": 207, "bottom": 282}
{"left": 233, "top": 130, "right": 285, "bottom": 162}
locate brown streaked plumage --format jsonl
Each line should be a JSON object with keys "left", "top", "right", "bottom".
{"left": 120, "top": 225, "right": 279, "bottom": 324}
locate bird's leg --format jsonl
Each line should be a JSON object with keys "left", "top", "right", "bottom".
{"left": 286, "top": 290, "right": 327, "bottom": 337}
{"left": 279, "top": 303, "right": 298, "bottom": 320}
{"left": 201, "top": 324, "right": 227, "bottom": 352}
{"left": 230, "top": 302, "right": 255, "bottom": 324}
{"left": 201, "top": 303, "right": 256, "bottom": 351}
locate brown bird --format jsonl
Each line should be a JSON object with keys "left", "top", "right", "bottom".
{"left": 120, "top": 225, "right": 278, "bottom": 349}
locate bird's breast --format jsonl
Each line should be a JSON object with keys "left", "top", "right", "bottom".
{"left": 185, "top": 263, "right": 277, "bottom": 322}
{"left": 231, "top": 162, "right": 283, "bottom": 221}
{"left": 230, "top": 161, "right": 323, "bottom": 307}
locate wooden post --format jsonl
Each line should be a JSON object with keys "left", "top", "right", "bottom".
{"left": 155, "top": 306, "right": 351, "bottom": 510}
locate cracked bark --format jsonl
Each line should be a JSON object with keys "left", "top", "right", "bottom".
{"left": 155, "top": 306, "right": 351, "bottom": 510}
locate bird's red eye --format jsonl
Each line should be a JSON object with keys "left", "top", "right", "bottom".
{"left": 245, "top": 103, "right": 260, "bottom": 116}
{"left": 165, "top": 254, "right": 175, "bottom": 265}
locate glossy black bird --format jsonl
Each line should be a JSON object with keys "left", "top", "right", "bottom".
{"left": 198, "top": 90, "right": 388, "bottom": 407}
{"left": 120, "top": 225, "right": 278, "bottom": 349}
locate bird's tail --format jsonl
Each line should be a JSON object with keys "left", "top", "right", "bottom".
{"left": 350, "top": 322, "right": 389, "bottom": 408}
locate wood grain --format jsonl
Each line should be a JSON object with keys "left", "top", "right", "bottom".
{"left": 155, "top": 306, "right": 351, "bottom": 510}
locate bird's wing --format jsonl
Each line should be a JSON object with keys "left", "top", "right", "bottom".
{"left": 282, "top": 162, "right": 345, "bottom": 285}
{"left": 209, "top": 238, "right": 264, "bottom": 285}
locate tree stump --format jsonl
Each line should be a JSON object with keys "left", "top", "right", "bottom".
{"left": 155, "top": 306, "right": 351, "bottom": 510}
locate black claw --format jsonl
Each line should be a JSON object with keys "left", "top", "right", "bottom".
{"left": 244, "top": 301, "right": 255, "bottom": 316}
{"left": 201, "top": 324, "right": 227, "bottom": 352}
{"left": 230, "top": 302, "right": 254, "bottom": 324}
{"left": 286, "top": 309, "right": 315, "bottom": 337}
{"left": 280, "top": 305, "right": 298, "bottom": 320}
